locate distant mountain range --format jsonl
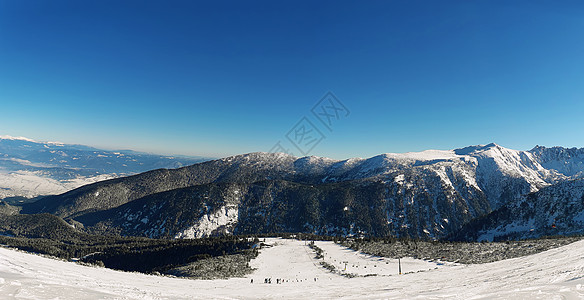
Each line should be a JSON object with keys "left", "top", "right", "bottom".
{"left": 0, "top": 135, "right": 209, "bottom": 201}
{"left": 17, "top": 143, "right": 584, "bottom": 241}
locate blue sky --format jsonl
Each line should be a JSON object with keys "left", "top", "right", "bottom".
{"left": 1, "top": 1, "right": 583, "bottom": 159}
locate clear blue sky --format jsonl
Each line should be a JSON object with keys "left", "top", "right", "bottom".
{"left": 1, "top": 1, "right": 583, "bottom": 159}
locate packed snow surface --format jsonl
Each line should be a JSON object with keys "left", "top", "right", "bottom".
{"left": 2, "top": 238, "right": 584, "bottom": 299}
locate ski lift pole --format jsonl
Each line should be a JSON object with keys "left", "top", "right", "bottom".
{"left": 398, "top": 258, "right": 402, "bottom": 275}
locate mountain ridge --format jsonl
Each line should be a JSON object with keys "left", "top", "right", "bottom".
{"left": 18, "top": 143, "right": 584, "bottom": 240}
{"left": 0, "top": 135, "right": 210, "bottom": 200}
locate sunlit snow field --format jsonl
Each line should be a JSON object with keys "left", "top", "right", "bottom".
{"left": 2, "top": 238, "right": 584, "bottom": 299}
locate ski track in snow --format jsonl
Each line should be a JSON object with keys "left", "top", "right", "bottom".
{"left": 2, "top": 238, "right": 584, "bottom": 299}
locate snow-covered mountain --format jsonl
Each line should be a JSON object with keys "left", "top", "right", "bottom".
{"left": 529, "top": 145, "right": 584, "bottom": 178}
{"left": 454, "top": 179, "right": 584, "bottom": 241}
{"left": 0, "top": 135, "right": 209, "bottom": 201}
{"left": 20, "top": 143, "right": 584, "bottom": 240}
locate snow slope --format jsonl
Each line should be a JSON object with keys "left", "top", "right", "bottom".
{"left": 2, "top": 238, "right": 584, "bottom": 299}
{"left": 313, "top": 240, "right": 444, "bottom": 276}
{"left": 175, "top": 204, "right": 239, "bottom": 239}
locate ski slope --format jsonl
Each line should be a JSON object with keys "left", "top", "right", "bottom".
{"left": 1, "top": 238, "right": 584, "bottom": 299}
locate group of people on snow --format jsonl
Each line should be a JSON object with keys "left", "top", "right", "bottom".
{"left": 251, "top": 277, "right": 318, "bottom": 284}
